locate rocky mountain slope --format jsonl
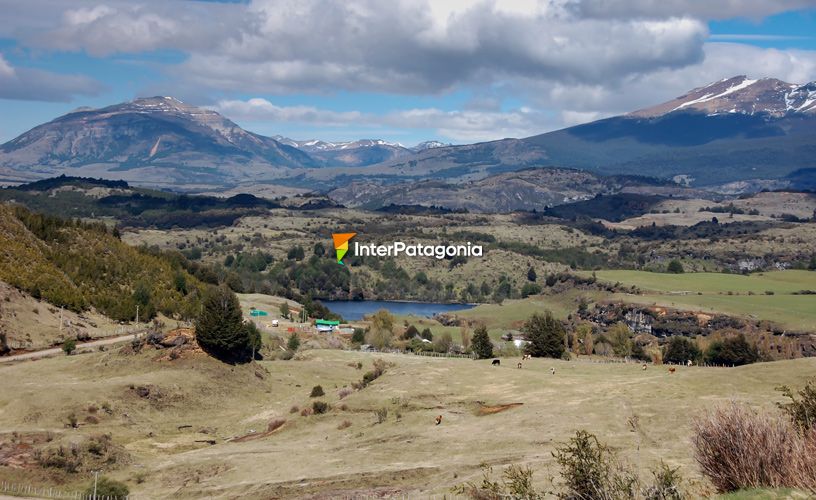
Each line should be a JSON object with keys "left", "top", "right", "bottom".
{"left": 0, "top": 97, "right": 316, "bottom": 185}
{"left": 327, "top": 167, "right": 689, "bottom": 212}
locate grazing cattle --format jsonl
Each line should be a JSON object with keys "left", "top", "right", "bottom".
{"left": 686, "top": 360, "right": 693, "bottom": 367}
{"left": 522, "top": 354, "right": 531, "bottom": 361}
{"left": 642, "top": 364, "right": 647, "bottom": 370}
{"left": 517, "top": 362, "right": 522, "bottom": 369}
{"left": 668, "top": 367, "right": 676, "bottom": 374}
{"left": 492, "top": 359, "right": 501, "bottom": 366}
{"left": 549, "top": 367, "right": 556, "bottom": 375}
{"left": 435, "top": 415, "right": 442, "bottom": 425}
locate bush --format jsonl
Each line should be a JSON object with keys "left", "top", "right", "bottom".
{"left": 777, "top": 378, "right": 816, "bottom": 433}
{"left": 643, "top": 462, "right": 683, "bottom": 500}
{"left": 663, "top": 336, "right": 701, "bottom": 364}
{"left": 704, "top": 334, "right": 760, "bottom": 366}
{"left": 62, "top": 338, "right": 77, "bottom": 356}
{"left": 666, "top": 260, "right": 684, "bottom": 274}
{"left": 691, "top": 402, "right": 816, "bottom": 493}
{"left": 351, "top": 328, "right": 365, "bottom": 344}
{"left": 338, "top": 388, "right": 353, "bottom": 399}
{"left": 287, "top": 332, "right": 300, "bottom": 352}
{"left": 337, "top": 420, "right": 352, "bottom": 430}
{"left": 374, "top": 407, "right": 388, "bottom": 424}
{"left": 553, "top": 430, "right": 636, "bottom": 500}
{"left": 312, "top": 401, "right": 330, "bottom": 414}
{"left": 309, "top": 385, "right": 325, "bottom": 397}
{"left": 84, "top": 477, "right": 129, "bottom": 499}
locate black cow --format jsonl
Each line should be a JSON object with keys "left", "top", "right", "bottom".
{"left": 492, "top": 359, "right": 500, "bottom": 366}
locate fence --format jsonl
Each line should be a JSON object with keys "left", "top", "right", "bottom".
{"left": 0, "top": 481, "right": 130, "bottom": 499}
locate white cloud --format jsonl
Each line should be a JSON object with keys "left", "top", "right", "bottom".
{"left": 568, "top": 0, "right": 816, "bottom": 20}
{"left": 214, "top": 98, "right": 557, "bottom": 141}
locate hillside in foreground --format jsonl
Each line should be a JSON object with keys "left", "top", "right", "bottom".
{"left": 0, "top": 346, "right": 813, "bottom": 497}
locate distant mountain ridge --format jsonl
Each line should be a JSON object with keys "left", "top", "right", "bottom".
{"left": 1, "top": 76, "right": 815, "bottom": 189}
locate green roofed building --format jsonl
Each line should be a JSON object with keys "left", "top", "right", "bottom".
{"left": 315, "top": 319, "right": 340, "bottom": 332}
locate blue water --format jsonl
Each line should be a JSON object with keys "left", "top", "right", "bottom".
{"left": 322, "top": 300, "right": 474, "bottom": 321}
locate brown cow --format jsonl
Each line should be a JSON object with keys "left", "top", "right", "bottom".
{"left": 668, "top": 367, "right": 676, "bottom": 374}
{"left": 435, "top": 415, "right": 442, "bottom": 425}
{"left": 642, "top": 364, "right": 647, "bottom": 371}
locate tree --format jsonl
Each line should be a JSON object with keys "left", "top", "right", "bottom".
{"left": 421, "top": 327, "right": 433, "bottom": 341}
{"left": 434, "top": 332, "right": 453, "bottom": 353}
{"left": 351, "top": 328, "right": 365, "bottom": 344}
{"left": 62, "top": 338, "right": 76, "bottom": 356}
{"left": 663, "top": 336, "right": 701, "bottom": 364}
{"left": 366, "top": 309, "right": 394, "bottom": 350}
{"left": 607, "top": 323, "right": 633, "bottom": 357}
{"left": 809, "top": 254, "right": 816, "bottom": 271}
{"left": 196, "top": 285, "right": 254, "bottom": 362}
{"left": 403, "top": 324, "right": 419, "bottom": 340}
{"left": 84, "top": 477, "right": 129, "bottom": 499}
{"left": 667, "top": 260, "right": 685, "bottom": 274}
{"left": 279, "top": 302, "right": 290, "bottom": 319}
{"left": 527, "top": 266, "right": 537, "bottom": 282}
{"left": 523, "top": 311, "right": 566, "bottom": 358}
{"left": 471, "top": 324, "right": 493, "bottom": 359}
{"left": 287, "top": 245, "right": 305, "bottom": 261}
{"left": 313, "top": 242, "right": 326, "bottom": 257}
{"left": 705, "top": 334, "right": 759, "bottom": 366}
{"left": 460, "top": 323, "right": 471, "bottom": 352}
{"left": 287, "top": 332, "right": 300, "bottom": 352}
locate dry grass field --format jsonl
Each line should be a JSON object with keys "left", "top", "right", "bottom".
{"left": 1, "top": 345, "right": 813, "bottom": 498}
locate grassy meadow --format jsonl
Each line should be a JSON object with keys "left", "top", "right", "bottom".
{"left": 1, "top": 346, "right": 813, "bottom": 498}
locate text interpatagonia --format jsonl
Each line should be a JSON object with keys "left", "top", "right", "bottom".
{"left": 354, "top": 241, "right": 483, "bottom": 260}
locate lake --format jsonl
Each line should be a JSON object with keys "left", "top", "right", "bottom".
{"left": 322, "top": 300, "right": 475, "bottom": 321}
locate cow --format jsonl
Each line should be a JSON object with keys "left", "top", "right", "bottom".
{"left": 522, "top": 354, "right": 531, "bottom": 361}
{"left": 686, "top": 359, "right": 693, "bottom": 367}
{"left": 550, "top": 367, "right": 556, "bottom": 375}
{"left": 642, "top": 364, "right": 647, "bottom": 371}
{"left": 668, "top": 367, "right": 676, "bottom": 374}
{"left": 517, "top": 362, "right": 523, "bottom": 369}
{"left": 435, "top": 415, "right": 442, "bottom": 425}
{"left": 492, "top": 359, "right": 501, "bottom": 366}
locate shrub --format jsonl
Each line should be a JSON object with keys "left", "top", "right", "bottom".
{"left": 666, "top": 260, "right": 684, "bottom": 274}
{"left": 300, "top": 407, "right": 313, "bottom": 417}
{"left": 312, "top": 401, "right": 330, "bottom": 414}
{"left": 351, "top": 328, "right": 366, "bottom": 344}
{"left": 777, "top": 378, "right": 816, "bottom": 433}
{"left": 552, "top": 430, "right": 637, "bottom": 499}
{"left": 643, "top": 462, "right": 684, "bottom": 500}
{"left": 84, "top": 477, "right": 129, "bottom": 499}
{"left": 287, "top": 332, "right": 300, "bottom": 352}
{"left": 338, "top": 388, "right": 353, "bottom": 399}
{"left": 663, "top": 336, "right": 701, "bottom": 364}
{"left": 374, "top": 407, "right": 388, "bottom": 424}
{"left": 691, "top": 402, "right": 816, "bottom": 493}
{"left": 62, "top": 339, "right": 77, "bottom": 356}
{"left": 309, "top": 385, "right": 325, "bottom": 397}
{"left": 337, "top": 420, "right": 352, "bottom": 430}
{"left": 453, "top": 464, "right": 540, "bottom": 499}
{"left": 289, "top": 405, "right": 299, "bottom": 414}
{"left": 704, "top": 334, "right": 759, "bottom": 366}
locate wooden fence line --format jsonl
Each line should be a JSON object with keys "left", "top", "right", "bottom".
{"left": 0, "top": 481, "right": 130, "bottom": 500}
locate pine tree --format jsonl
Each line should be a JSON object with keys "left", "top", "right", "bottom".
{"left": 527, "top": 266, "right": 537, "bottom": 282}
{"left": 523, "top": 311, "right": 565, "bottom": 358}
{"left": 196, "top": 284, "right": 252, "bottom": 361}
{"left": 471, "top": 324, "right": 493, "bottom": 359}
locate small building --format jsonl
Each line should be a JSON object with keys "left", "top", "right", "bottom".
{"left": 315, "top": 319, "right": 340, "bottom": 333}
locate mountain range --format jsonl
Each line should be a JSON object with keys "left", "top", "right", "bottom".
{"left": 1, "top": 76, "right": 814, "bottom": 190}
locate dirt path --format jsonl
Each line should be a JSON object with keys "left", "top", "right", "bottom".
{"left": 0, "top": 332, "right": 144, "bottom": 363}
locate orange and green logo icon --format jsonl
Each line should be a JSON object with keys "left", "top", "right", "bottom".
{"left": 332, "top": 232, "right": 356, "bottom": 265}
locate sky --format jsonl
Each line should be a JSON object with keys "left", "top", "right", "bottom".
{"left": 0, "top": 0, "right": 815, "bottom": 146}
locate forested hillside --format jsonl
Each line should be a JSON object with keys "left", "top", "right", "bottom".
{"left": 0, "top": 204, "right": 207, "bottom": 321}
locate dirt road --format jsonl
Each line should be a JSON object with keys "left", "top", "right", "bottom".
{"left": 0, "top": 332, "right": 143, "bottom": 363}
